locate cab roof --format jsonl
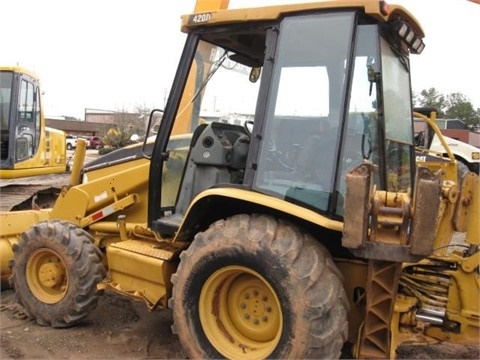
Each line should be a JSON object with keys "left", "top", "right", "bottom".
{"left": 181, "top": 0, "right": 424, "bottom": 37}
{"left": 0, "top": 65, "right": 39, "bottom": 80}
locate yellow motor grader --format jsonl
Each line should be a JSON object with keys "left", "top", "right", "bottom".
{"left": 0, "top": 1, "right": 478, "bottom": 359}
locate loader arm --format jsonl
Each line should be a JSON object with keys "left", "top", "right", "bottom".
{"left": 49, "top": 162, "right": 146, "bottom": 226}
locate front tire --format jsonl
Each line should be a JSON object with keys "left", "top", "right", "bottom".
{"left": 9, "top": 220, "right": 106, "bottom": 328}
{"left": 170, "top": 214, "right": 348, "bottom": 359}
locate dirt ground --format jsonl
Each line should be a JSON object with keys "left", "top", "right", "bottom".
{"left": 0, "top": 289, "right": 186, "bottom": 359}
{"left": 1, "top": 288, "right": 478, "bottom": 360}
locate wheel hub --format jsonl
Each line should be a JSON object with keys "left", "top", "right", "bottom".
{"left": 38, "top": 262, "right": 64, "bottom": 288}
{"left": 27, "top": 248, "right": 68, "bottom": 303}
{"left": 228, "top": 279, "right": 278, "bottom": 341}
{"left": 200, "top": 266, "right": 282, "bottom": 360}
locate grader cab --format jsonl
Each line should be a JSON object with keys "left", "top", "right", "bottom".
{"left": 1, "top": 1, "right": 478, "bottom": 359}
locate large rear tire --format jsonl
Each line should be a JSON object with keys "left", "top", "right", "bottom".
{"left": 170, "top": 214, "right": 348, "bottom": 359}
{"left": 9, "top": 220, "right": 106, "bottom": 328}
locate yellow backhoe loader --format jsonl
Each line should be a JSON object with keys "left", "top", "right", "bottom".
{"left": 0, "top": 66, "right": 70, "bottom": 210}
{"left": 0, "top": 1, "right": 478, "bottom": 359}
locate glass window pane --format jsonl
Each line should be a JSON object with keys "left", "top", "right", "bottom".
{"left": 254, "top": 13, "right": 354, "bottom": 213}
{"left": 381, "top": 38, "right": 414, "bottom": 192}
{"left": 19, "top": 80, "right": 34, "bottom": 121}
{"left": 337, "top": 25, "right": 380, "bottom": 216}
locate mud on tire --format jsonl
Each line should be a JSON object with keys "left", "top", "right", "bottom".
{"left": 169, "top": 213, "right": 349, "bottom": 359}
{"left": 9, "top": 220, "right": 106, "bottom": 328}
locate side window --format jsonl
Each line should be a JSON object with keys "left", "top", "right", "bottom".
{"left": 34, "top": 88, "right": 41, "bottom": 149}
{"left": 16, "top": 79, "right": 37, "bottom": 160}
{"left": 274, "top": 67, "right": 329, "bottom": 116}
{"left": 19, "top": 80, "right": 34, "bottom": 121}
{"left": 0, "top": 73, "right": 12, "bottom": 131}
{"left": 381, "top": 37, "right": 414, "bottom": 193}
{"left": 254, "top": 13, "right": 354, "bottom": 215}
{"left": 337, "top": 25, "right": 380, "bottom": 216}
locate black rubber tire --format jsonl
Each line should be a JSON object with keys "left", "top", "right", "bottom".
{"left": 9, "top": 220, "right": 106, "bottom": 328}
{"left": 170, "top": 213, "right": 349, "bottom": 359}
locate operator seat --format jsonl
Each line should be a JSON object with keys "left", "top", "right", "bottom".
{"left": 153, "top": 122, "right": 249, "bottom": 237}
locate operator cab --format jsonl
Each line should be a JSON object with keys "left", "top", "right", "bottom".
{"left": 148, "top": 2, "right": 424, "bottom": 232}
{"left": 0, "top": 68, "right": 41, "bottom": 168}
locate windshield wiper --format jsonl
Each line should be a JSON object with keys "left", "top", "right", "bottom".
{"left": 190, "top": 50, "right": 229, "bottom": 105}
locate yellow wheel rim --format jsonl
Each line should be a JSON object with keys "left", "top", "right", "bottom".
{"left": 26, "top": 248, "right": 68, "bottom": 304}
{"left": 199, "top": 265, "right": 282, "bottom": 360}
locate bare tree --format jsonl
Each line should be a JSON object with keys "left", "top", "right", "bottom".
{"left": 103, "top": 108, "right": 144, "bottom": 148}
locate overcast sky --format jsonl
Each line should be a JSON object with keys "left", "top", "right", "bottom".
{"left": 1, "top": 0, "right": 478, "bottom": 119}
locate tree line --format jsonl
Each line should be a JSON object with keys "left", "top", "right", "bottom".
{"left": 413, "top": 88, "right": 480, "bottom": 131}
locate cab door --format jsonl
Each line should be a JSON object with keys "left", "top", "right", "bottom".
{"left": 14, "top": 74, "right": 41, "bottom": 163}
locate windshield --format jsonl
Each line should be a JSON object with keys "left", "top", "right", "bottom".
{"left": 158, "top": 39, "right": 262, "bottom": 209}
{"left": 173, "top": 43, "right": 260, "bottom": 137}
{"left": 0, "top": 71, "right": 13, "bottom": 162}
